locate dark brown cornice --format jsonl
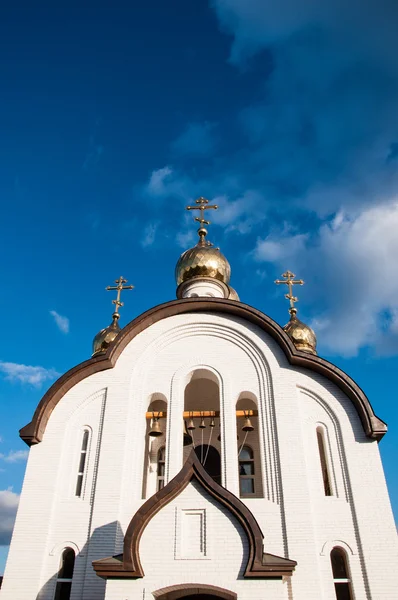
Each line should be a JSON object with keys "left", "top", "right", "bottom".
{"left": 20, "top": 298, "right": 387, "bottom": 445}
{"left": 92, "top": 451, "right": 297, "bottom": 579}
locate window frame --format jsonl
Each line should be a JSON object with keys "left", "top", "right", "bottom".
{"left": 157, "top": 446, "right": 166, "bottom": 491}
{"left": 238, "top": 445, "right": 255, "bottom": 497}
{"left": 330, "top": 547, "right": 353, "bottom": 600}
{"left": 75, "top": 428, "right": 91, "bottom": 499}
{"left": 54, "top": 547, "right": 75, "bottom": 600}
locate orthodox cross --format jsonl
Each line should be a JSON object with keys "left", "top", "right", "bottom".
{"left": 106, "top": 276, "right": 134, "bottom": 318}
{"left": 275, "top": 270, "right": 304, "bottom": 312}
{"left": 186, "top": 197, "right": 218, "bottom": 242}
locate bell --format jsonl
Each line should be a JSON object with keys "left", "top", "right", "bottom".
{"left": 199, "top": 415, "right": 206, "bottom": 429}
{"left": 187, "top": 418, "right": 196, "bottom": 431}
{"left": 149, "top": 417, "right": 163, "bottom": 437}
{"left": 183, "top": 421, "right": 193, "bottom": 446}
{"left": 209, "top": 417, "right": 215, "bottom": 428}
{"left": 242, "top": 416, "right": 254, "bottom": 432}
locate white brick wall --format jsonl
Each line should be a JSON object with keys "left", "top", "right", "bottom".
{"left": 2, "top": 311, "right": 397, "bottom": 600}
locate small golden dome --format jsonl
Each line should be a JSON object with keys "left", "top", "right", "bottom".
{"left": 176, "top": 241, "right": 231, "bottom": 286}
{"left": 92, "top": 319, "right": 121, "bottom": 356}
{"left": 283, "top": 309, "right": 317, "bottom": 355}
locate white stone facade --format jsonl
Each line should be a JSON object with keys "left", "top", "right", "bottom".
{"left": 2, "top": 310, "right": 397, "bottom": 599}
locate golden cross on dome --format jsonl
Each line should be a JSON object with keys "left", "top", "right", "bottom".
{"left": 186, "top": 197, "right": 218, "bottom": 243}
{"left": 275, "top": 270, "right": 304, "bottom": 313}
{"left": 106, "top": 276, "right": 134, "bottom": 319}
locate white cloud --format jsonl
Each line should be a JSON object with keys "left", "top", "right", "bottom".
{"left": 254, "top": 233, "right": 308, "bottom": 262}
{"left": 253, "top": 201, "right": 398, "bottom": 355}
{"left": 50, "top": 310, "right": 69, "bottom": 334}
{"left": 147, "top": 166, "right": 173, "bottom": 196}
{"left": 212, "top": 0, "right": 398, "bottom": 66}
{"left": 0, "top": 450, "right": 29, "bottom": 463}
{"left": 141, "top": 221, "right": 159, "bottom": 248}
{"left": 0, "top": 489, "right": 19, "bottom": 545}
{"left": 0, "top": 361, "right": 60, "bottom": 387}
{"left": 212, "top": 190, "right": 267, "bottom": 234}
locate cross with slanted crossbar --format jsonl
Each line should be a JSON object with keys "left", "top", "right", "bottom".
{"left": 186, "top": 197, "right": 218, "bottom": 227}
{"left": 106, "top": 276, "right": 134, "bottom": 317}
{"left": 275, "top": 270, "right": 304, "bottom": 312}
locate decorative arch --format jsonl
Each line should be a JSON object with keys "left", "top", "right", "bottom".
{"left": 153, "top": 583, "right": 237, "bottom": 600}
{"left": 320, "top": 539, "right": 356, "bottom": 556}
{"left": 49, "top": 540, "right": 81, "bottom": 556}
{"left": 20, "top": 298, "right": 386, "bottom": 445}
{"left": 92, "top": 450, "right": 296, "bottom": 579}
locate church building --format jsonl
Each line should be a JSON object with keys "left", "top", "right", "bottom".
{"left": 2, "top": 198, "right": 397, "bottom": 599}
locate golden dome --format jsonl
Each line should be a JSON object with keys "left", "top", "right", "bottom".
{"left": 283, "top": 309, "right": 317, "bottom": 355}
{"left": 176, "top": 241, "right": 231, "bottom": 286}
{"left": 92, "top": 318, "right": 121, "bottom": 356}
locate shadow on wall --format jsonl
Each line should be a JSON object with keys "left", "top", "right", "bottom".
{"left": 35, "top": 520, "right": 122, "bottom": 600}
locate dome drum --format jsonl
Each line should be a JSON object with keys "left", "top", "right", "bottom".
{"left": 177, "top": 277, "right": 239, "bottom": 300}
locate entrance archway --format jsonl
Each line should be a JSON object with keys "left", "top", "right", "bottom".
{"left": 153, "top": 583, "right": 237, "bottom": 600}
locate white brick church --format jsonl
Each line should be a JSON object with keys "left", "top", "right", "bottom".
{"left": 2, "top": 198, "right": 397, "bottom": 599}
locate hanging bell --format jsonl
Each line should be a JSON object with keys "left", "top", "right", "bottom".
{"left": 209, "top": 417, "right": 215, "bottom": 428}
{"left": 149, "top": 416, "right": 163, "bottom": 437}
{"left": 242, "top": 416, "right": 254, "bottom": 432}
{"left": 187, "top": 418, "right": 196, "bottom": 431}
{"left": 183, "top": 420, "right": 193, "bottom": 446}
{"left": 199, "top": 414, "right": 206, "bottom": 429}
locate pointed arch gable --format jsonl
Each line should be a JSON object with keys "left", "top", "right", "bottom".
{"left": 92, "top": 451, "right": 296, "bottom": 579}
{"left": 20, "top": 298, "right": 387, "bottom": 445}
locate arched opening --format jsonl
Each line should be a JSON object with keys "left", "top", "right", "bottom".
{"left": 183, "top": 370, "right": 221, "bottom": 483}
{"left": 153, "top": 583, "right": 237, "bottom": 600}
{"left": 331, "top": 547, "right": 353, "bottom": 600}
{"left": 54, "top": 547, "right": 75, "bottom": 600}
{"left": 194, "top": 445, "right": 221, "bottom": 485}
{"left": 142, "top": 394, "right": 167, "bottom": 498}
{"left": 236, "top": 395, "right": 263, "bottom": 498}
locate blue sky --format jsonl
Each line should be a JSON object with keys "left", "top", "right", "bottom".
{"left": 1, "top": 0, "right": 398, "bottom": 573}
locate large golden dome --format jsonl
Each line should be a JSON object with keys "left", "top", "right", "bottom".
{"left": 283, "top": 309, "right": 317, "bottom": 355}
{"left": 175, "top": 241, "right": 231, "bottom": 286}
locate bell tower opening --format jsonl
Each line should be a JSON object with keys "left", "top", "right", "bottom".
{"left": 142, "top": 394, "right": 167, "bottom": 498}
{"left": 183, "top": 370, "right": 221, "bottom": 483}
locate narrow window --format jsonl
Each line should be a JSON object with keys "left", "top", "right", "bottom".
{"left": 331, "top": 547, "right": 353, "bottom": 600}
{"left": 75, "top": 430, "right": 89, "bottom": 497}
{"left": 317, "top": 427, "right": 332, "bottom": 496}
{"left": 238, "top": 445, "right": 255, "bottom": 496}
{"left": 54, "top": 548, "right": 75, "bottom": 600}
{"left": 157, "top": 447, "right": 166, "bottom": 491}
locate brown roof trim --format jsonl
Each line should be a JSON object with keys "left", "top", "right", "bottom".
{"left": 20, "top": 298, "right": 387, "bottom": 445}
{"left": 92, "top": 451, "right": 297, "bottom": 579}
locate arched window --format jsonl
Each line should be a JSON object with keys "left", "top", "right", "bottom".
{"left": 157, "top": 447, "right": 166, "bottom": 491}
{"left": 54, "top": 547, "right": 75, "bottom": 600}
{"left": 317, "top": 427, "right": 332, "bottom": 496}
{"left": 238, "top": 445, "right": 255, "bottom": 496}
{"left": 143, "top": 396, "right": 167, "bottom": 498}
{"left": 75, "top": 429, "right": 89, "bottom": 497}
{"left": 331, "top": 547, "right": 353, "bottom": 600}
